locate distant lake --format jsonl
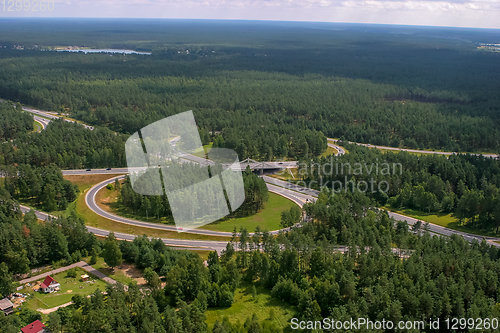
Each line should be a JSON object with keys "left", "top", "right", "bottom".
{"left": 56, "top": 49, "right": 152, "bottom": 55}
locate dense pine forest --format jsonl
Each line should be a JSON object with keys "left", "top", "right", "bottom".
{"left": 0, "top": 20, "right": 500, "bottom": 156}
{"left": 2, "top": 189, "right": 500, "bottom": 332}
{"left": 0, "top": 191, "right": 98, "bottom": 279}
{"left": 0, "top": 102, "right": 33, "bottom": 141}
{"left": 1, "top": 20, "right": 500, "bottom": 333}
{"left": 0, "top": 110, "right": 128, "bottom": 169}
{"left": 298, "top": 142, "right": 500, "bottom": 233}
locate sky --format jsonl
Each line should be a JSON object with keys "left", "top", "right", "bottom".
{"left": 1, "top": 0, "right": 499, "bottom": 29}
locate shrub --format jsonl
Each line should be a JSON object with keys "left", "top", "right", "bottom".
{"left": 66, "top": 268, "right": 77, "bottom": 278}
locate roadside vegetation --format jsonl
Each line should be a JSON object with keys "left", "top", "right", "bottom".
{"left": 300, "top": 142, "right": 500, "bottom": 235}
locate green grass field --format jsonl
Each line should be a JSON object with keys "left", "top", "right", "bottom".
{"left": 84, "top": 257, "right": 141, "bottom": 286}
{"left": 320, "top": 145, "right": 338, "bottom": 157}
{"left": 97, "top": 179, "right": 296, "bottom": 233}
{"left": 388, "top": 207, "right": 500, "bottom": 238}
{"left": 24, "top": 267, "right": 108, "bottom": 310}
{"left": 192, "top": 142, "right": 213, "bottom": 158}
{"left": 205, "top": 283, "right": 297, "bottom": 331}
{"left": 33, "top": 120, "right": 42, "bottom": 132}
{"left": 202, "top": 193, "right": 296, "bottom": 232}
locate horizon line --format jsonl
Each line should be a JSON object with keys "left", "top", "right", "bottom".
{"left": 1, "top": 17, "right": 499, "bottom": 31}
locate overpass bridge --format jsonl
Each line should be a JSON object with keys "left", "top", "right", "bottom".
{"left": 234, "top": 158, "right": 297, "bottom": 173}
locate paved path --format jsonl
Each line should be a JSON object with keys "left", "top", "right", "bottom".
{"left": 19, "top": 261, "right": 120, "bottom": 287}
{"left": 38, "top": 301, "right": 74, "bottom": 314}
{"left": 19, "top": 261, "right": 89, "bottom": 284}
{"left": 79, "top": 262, "right": 121, "bottom": 286}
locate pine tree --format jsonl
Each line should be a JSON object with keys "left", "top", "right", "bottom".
{"left": 102, "top": 232, "right": 123, "bottom": 270}
{"left": 0, "top": 263, "right": 14, "bottom": 297}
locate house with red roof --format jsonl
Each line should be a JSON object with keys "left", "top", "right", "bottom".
{"left": 21, "top": 320, "right": 47, "bottom": 333}
{"left": 40, "top": 276, "right": 60, "bottom": 293}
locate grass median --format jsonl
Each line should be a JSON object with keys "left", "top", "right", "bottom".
{"left": 97, "top": 182, "right": 295, "bottom": 233}
{"left": 386, "top": 207, "right": 500, "bottom": 238}
{"left": 321, "top": 145, "right": 338, "bottom": 157}
{"left": 66, "top": 174, "right": 232, "bottom": 242}
{"left": 33, "top": 120, "right": 42, "bottom": 132}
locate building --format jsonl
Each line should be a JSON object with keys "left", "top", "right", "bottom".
{"left": 0, "top": 297, "right": 14, "bottom": 315}
{"left": 40, "top": 276, "right": 60, "bottom": 293}
{"left": 81, "top": 274, "right": 89, "bottom": 281}
{"left": 21, "top": 320, "right": 47, "bottom": 333}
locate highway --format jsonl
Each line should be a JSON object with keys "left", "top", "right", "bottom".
{"left": 328, "top": 142, "right": 345, "bottom": 156}
{"left": 328, "top": 138, "right": 499, "bottom": 159}
{"left": 19, "top": 204, "right": 230, "bottom": 253}
{"left": 22, "top": 106, "right": 95, "bottom": 130}
{"left": 26, "top": 167, "right": 500, "bottom": 250}
{"left": 263, "top": 175, "right": 500, "bottom": 246}
{"left": 11, "top": 102, "right": 499, "bottom": 248}
{"left": 84, "top": 175, "right": 314, "bottom": 237}
{"left": 65, "top": 166, "right": 499, "bottom": 247}
{"left": 385, "top": 211, "right": 500, "bottom": 244}
{"left": 19, "top": 204, "right": 413, "bottom": 256}
{"left": 33, "top": 115, "right": 50, "bottom": 130}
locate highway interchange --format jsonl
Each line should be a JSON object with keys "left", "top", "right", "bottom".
{"left": 15, "top": 106, "right": 500, "bottom": 251}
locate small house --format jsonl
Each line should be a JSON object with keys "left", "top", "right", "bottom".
{"left": 21, "top": 320, "right": 47, "bottom": 333}
{"left": 0, "top": 297, "right": 14, "bottom": 315}
{"left": 81, "top": 274, "right": 89, "bottom": 281}
{"left": 40, "top": 276, "right": 60, "bottom": 293}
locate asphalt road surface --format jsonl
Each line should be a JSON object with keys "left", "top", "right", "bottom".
{"left": 328, "top": 138, "right": 499, "bottom": 159}
{"left": 33, "top": 115, "right": 50, "bottom": 130}
{"left": 19, "top": 204, "right": 229, "bottom": 253}
{"left": 71, "top": 167, "right": 500, "bottom": 247}
{"left": 22, "top": 106, "right": 94, "bottom": 130}
{"left": 84, "top": 175, "right": 311, "bottom": 237}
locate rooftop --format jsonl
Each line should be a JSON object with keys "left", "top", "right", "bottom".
{"left": 40, "top": 276, "right": 57, "bottom": 289}
{"left": 0, "top": 297, "right": 14, "bottom": 310}
{"left": 21, "top": 320, "right": 46, "bottom": 333}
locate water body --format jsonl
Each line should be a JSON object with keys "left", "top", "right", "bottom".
{"left": 57, "top": 49, "right": 152, "bottom": 55}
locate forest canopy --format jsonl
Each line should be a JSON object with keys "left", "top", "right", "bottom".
{"left": 0, "top": 20, "right": 499, "bottom": 157}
